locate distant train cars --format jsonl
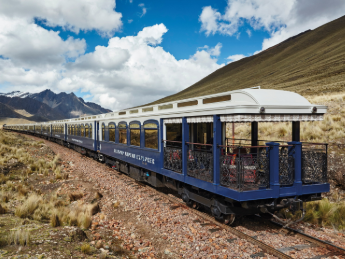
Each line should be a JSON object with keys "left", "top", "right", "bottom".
{"left": 5, "top": 89, "right": 329, "bottom": 224}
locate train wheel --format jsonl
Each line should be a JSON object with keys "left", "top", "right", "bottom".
{"left": 223, "top": 214, "right": 236, "bottom": 225}
{"left": 186, "top": 200, "right": 199, "bottom": 210}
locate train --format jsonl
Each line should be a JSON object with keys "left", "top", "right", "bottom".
{"left": 4, "top": 88, "right": 329, "bottom": 225}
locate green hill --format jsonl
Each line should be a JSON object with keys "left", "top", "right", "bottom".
{"left": 148, "top": 15, "right": 345, "bottom": 105}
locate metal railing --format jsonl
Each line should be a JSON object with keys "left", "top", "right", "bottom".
{"left": 301, "top": 143, "right": 328, "bottom": 184}
{"left": 219, "top": 145, "right": 270, "bottom": 191}
{"left": 279, "top": 145, "right": 295, "bottom": 186}
{"left": 163, "top": 140, "right": 182, "bottom": 174}
{"left": 186, "top": 142, "right": 213, "bottom": 183}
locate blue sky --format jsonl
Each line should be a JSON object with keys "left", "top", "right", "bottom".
{"left": 0, "top": 0, "right": 344, "bottom": 110}
{"left": 44, "top": 0, "right": 269, "bottom": 64}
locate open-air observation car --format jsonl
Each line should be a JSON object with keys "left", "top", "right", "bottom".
{"left": 4, "top": 88, "right": 329, "bottom": 224}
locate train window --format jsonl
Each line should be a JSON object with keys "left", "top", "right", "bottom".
{"left": 144, "top": 121, "right": 158, "bottom": 149}
{"left": 85, "top": 124, "right": 89, "bottom": 138}
{"left": 68, "top": 125, "right": 71, "bottom": 135}
{"left": 90, "top": 124, "right": 93, "bottom": 139}
{"left": 81, "top": 124, "right": 85, "bottom": 137}
{"left": 203, "top": 95, "right": 231, "bottom": 104}
{"left": 109, "top": 123, "right": 115, "bottom": 142}
{"left": 129, "top": 122, "right": 140, "bottom": 146}
{"left": 119, "top": 122, "right": 127, "bottom": 144}
{"left": 166, "top": 123, "right": 182, "bottom": 148}
{"left": 158, "top": 104, "right": 173, "bottom": 110}
{"left": 102, "top": 124, "right": 105, "bottom": 141}
{"left": 142, "top": 107, "right": 153, "bottom": 112}
{"left": 177, "top": 100, "right": 198, "bottom": 108}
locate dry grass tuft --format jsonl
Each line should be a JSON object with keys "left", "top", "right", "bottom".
{"left": 95, "top": 191, "right": 103, "bottom": 199}
{"left": 81, "top": 243, "right": 91, "bottom": 254}
{"left": 78, "top": 212, "right": 91, "bottom": 229}
{"left": 304, "top": 198, "right": 345, "bottom": 230}
{"left": 17, "top": 184, "right": 29, "bottom": 197}
{"left": 68, "top": 192, "right": 84, "bottom": 201}
{"left": 0, "top": 203, "right": 7, "bottom": 214}
{"left": 55, "top": 167, "right": 62, "bottom": 180}
{"left": 88, "top": 203, "right": 100, "bottom": 215}
{"left": 62, "top": 173, "right": 69, "bottom": 180}
{"left": 8, "top": 229, "right": 30, "bottom": 246}
{"left": 50, "top": 213, "right": 60, "bottom": 227}
{"left": 15, "top": 193, "right": 42, "bottom": 218}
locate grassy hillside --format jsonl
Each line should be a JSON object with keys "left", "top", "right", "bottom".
{"left": 148, "top": 15, "right": 345, "bottom": 105}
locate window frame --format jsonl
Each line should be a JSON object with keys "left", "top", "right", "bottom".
{"left": 118, "top": 121, "right": 128, "bottom": 145}
{"left": 80, "top": 124, "right": 85, "bottom": 137}
{"left": 108, "top": 122, "right": 116, "bottom": 142}
{"left": 143, "top": 120, "right": 159, "bottom": 150}
{"left": 129, "top": 121, "right": 141, "bottom": 147}
{"left": 102, "top": 123, "right": 105, "bottom": 141}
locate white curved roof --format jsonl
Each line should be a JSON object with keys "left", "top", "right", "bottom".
{"left": 242, "top": 89, "right": 311, "bottom": 106}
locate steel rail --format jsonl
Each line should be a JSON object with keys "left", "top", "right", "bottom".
{"left": 270, "top": 220, "right": 345, "bottom": 256}
{"left": 116, "top": 174, "right": 292, "bottom": 259}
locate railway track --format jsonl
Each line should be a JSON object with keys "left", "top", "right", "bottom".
{"left": 114, "top": 171, "right": 345, "bottom": 259}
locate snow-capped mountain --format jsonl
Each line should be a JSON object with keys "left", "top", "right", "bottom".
{"left": 0, "top": 91, "right": 31, "bottom": 98}
{"left": 0, "top": 89, "right": 112, "bottom": 120}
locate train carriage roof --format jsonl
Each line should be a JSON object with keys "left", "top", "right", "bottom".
{"left": 5, "top": 88, "right": 327, "bottom": 126}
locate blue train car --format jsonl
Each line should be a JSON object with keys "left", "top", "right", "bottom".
{"left": 5, "top": 88, "right": 329, "bottom": 224}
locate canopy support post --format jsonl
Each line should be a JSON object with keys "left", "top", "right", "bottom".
{"left": 251, "top": 121, "right": 258, "bottom": 154}
{"left": 292, "top": 121, "right": 300, "bottom": 142}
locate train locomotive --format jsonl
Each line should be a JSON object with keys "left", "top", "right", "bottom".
{"left": 4, "top": 88, "right": 329, "bottom": 224}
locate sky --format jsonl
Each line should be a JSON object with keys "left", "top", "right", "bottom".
{"left": 0, "top": 0, "right": 344, "bottom": 111}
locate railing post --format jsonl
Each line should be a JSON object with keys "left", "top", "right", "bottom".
{"left": 159, "top": 118, "right": 164, "bottom": 170}
{"left": 288, "top": 141, "right": 302, "bottom": 192}
{"left": 213, "top": 115, "right": 221, "bottom": 185}
{"left": 182, "top": 117, "right": 189, "bottom": 181}
{"left": 266, "top": 142, "right": 280, "bottom": 196}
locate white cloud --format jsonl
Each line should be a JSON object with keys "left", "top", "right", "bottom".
{"left": 199, "top": 6, "right": 221, "bottom": 36}
{"left": 227, "top": 54, "right": 246, "bottom": 63}
{"left": 139, "top": 3, "right": 147, "bottom": 17}
{"left": 199, "top": 0, "right": 345, "bottom": 50}
{"left": 246, "top": 29, "right": 251, "bottom": 37}
{"left": 0, "top": 23, "right": 223, "bottom": 111}
{"left": 0, "top": 16, "right": 86, "bottom": 70}
{"left": 60, "top": 24, "right": 223, "bottom": 110}
{"left": 0, "top": 0, "right": 122, "bottom": 36}
{"left": 128, "top": 19, "right": 133, "bottom": 23}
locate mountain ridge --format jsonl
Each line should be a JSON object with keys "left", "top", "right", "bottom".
{"left": 147, "top": 15, "right": 345, "bottom": 105}
{"left": 0, "top": 89, "right": 112, "bottom": 122}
